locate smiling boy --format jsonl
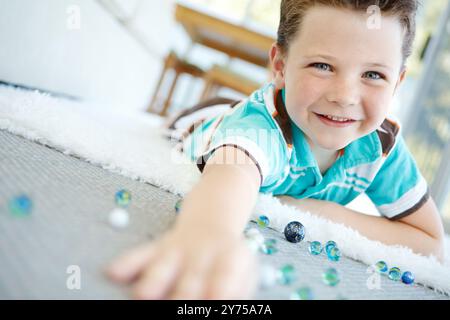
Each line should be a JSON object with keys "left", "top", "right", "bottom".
{"left": 107, "top": 0, "right": 445, "bottom": 299}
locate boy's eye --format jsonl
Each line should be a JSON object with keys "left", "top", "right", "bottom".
{"left": 364, "top": 71, "right": 384, "bottom": 80}
{"left": 312, "top": 63, "right": 332, "bottom": 72}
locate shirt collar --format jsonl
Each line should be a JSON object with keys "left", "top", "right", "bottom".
{"left": 343, "top": 131, "right": 382, "bottom": 167}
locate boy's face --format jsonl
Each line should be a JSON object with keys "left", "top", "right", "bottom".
{"left": 271, "top": 5, "right": 407, "bottom": 151}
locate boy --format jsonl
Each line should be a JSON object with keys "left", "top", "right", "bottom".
{"left": 107, "top": 0, "right": 445, "bottom": 299}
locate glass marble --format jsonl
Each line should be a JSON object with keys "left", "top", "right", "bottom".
{"left": 327, "top": 246, "right": 341, "bottom": 262}
{"left": 244, "top": 228, "right": 264, "bottom": 246}
{"left": 175, "top": 199, "right": 183, "bottom": 213}
{"left": 261, "top": 246, "right": 278, "bottom": 255}
{"left": 9, "top": 195, "right": 32, "bottom": 216}
{"left": 325, "top": 241, "right": 337, "bottom": 254}
{"left": 259, "top": 264, "right": 279, "bottom": 289}
{"left": 401, "top": 271, "right": 415, "bottom": 285}
{"left": 244, "top": 227, "right": 262, "bottom": 238}
{"left": 284, "top": 221, "right": 305, "bottom": 243}
{"left": 245, "top": 238, "right": 260, "bottom": 253}
{"left": 257, "top": 215, "right": 270, "bottom": 228}
{"left": 388, "top": 267, "right": 402, "bottom": 281}
{"left": 309, "top": 241, "right": 323, "bottom": 255}
{"left": 290, "top": 287, "right": 314, "bottom": 300}
{"left": 115, "top": 189, "right": 131, "bottom": 208}
{"left": 108, "top": 208, "right": 130, "bottom": 229}
{"left": 278, "top": 264, "right": 296, "bottom": 285}
{"left": 322, "top": 268, "right": 340, "bottom": 286}
{"left": 261, "top": 239, "right": 278, "bottom": 255}
{"left": 375, "top": 261, "right": 388, "bottom": 273}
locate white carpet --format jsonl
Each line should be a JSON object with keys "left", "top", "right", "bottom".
{"left": 1, "top": 85, "right": 449, "bottom": 295}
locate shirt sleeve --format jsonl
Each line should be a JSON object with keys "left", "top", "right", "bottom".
{"left": 195, "top": 100, "right": 288, "bottom": 188}
{"left": 365, "top": 135, "right": 430, "bottom": 220}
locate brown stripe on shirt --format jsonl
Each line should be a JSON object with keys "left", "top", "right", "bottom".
{"left": 388, "top": 188, "right": 431, "bottom": 221}
{"left": 273, "top": 89, "right": 294, "bottom": 146}
{"left": 196, "top": 143, "right": 264, "bottom": 187}
{"left": 167, "top": 97, "right": 239, "bottom": 130}
{"left": 377, "top": 118, "right": 400, "bottom": 156}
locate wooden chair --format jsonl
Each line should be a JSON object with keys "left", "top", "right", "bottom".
{"left": 148, "top": 4, "right": 274, "bottom": 117}
{"left": 147, "top": 51, "right": 205, "bottom": 117}
{"left": 200, "top": 65, "right": 261, "bottom": 101}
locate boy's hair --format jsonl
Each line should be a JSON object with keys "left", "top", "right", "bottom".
{"left": 277, "top": 0, "right": 419, "bottom": 68}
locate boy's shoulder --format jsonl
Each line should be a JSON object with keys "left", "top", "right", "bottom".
{"left": 375, "top": 117, "right": 401, "bottom": 156}
{"left": 223, "top": 83, "right": 286, "bottom": 131}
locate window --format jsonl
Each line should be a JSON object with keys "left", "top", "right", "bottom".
{"left": 245, "top": 0, "right": 280, "bottom": 32}
{"left": 403, "top": 0, "right": 450, "bottom": 227}
{"left": 185, "top": 0, "right": 280, "bottom": 31}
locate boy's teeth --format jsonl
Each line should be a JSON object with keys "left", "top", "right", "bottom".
{"left": 324, "top": 115, "right": 352, "bottom": 122}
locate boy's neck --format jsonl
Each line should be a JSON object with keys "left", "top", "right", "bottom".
{"left": 307, "top": 138, "right": 339, "bottom": 175}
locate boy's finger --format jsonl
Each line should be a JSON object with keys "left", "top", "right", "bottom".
{"left": 205, "top": 248, "right": 248, "bottom": 299}
{"left": 169, "top": 255, "right": 209, "bottom": 300}
{"left": 234, "top": 256, "right": 259, "bottom": 299}
{"left": 170, "top": 271, "right": 205, "bottom": 300}
{"left": 133, "top": 250, "right": 181, "bottom": 300}
{"left": 105, "top": 242, "right": 157, "bottom": 283}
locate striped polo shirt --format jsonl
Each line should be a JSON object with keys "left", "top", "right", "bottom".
{"left": 181, "top": 83, "right": 429, "bottom": 220}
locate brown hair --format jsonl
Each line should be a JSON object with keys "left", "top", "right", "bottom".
{"left": 277, "top": 0, "right": 419, "bottom": 68}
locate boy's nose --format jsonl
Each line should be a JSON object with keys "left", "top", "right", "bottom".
{"left": 326, "top": 79, "right": 360, "bottom": 108}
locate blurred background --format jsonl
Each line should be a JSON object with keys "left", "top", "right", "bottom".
{"left": 0, "top": 0, "right": 449, "bottom": 230}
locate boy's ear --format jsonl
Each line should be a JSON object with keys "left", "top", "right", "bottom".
{"left": 393, "top": 68, "right": 407, "bottom": 96}
{"left": 269, "top": 43, "right": 286, "bottom": 89}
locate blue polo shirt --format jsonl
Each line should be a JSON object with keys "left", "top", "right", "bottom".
{"left": 182, "top": 83, "right": 429, "bottom": 220}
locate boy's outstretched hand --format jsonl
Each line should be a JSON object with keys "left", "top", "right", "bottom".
{"left": 106, "top": 146, "right": 263, "bottom": 299}
{"left": 105, "top": 225, "right": 259, "bottom": 300}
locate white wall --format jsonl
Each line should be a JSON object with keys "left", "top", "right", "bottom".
{"left": 99, "top": 0, "right": 178, "bottom": 58}
{"left": 0, "top": 0, "right": 271, "bottom": 112}
{"left": 0, "top": 0, "right": 176, "bottom": 110}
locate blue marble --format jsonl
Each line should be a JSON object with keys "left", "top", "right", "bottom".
{"left": 284, "top": 221, "right": 305, "bottom": 243}
{"left": 9, "top": 195, "right": 33, "bottom": 217}
{"left": 174, "top": 199, "right": 183, "bottom": 213}
{"left": 388, "top": 267, "right": 402, "bottom": 281}
{"left": 290, "top": 287, "right": 314, "bottom": 300}
{"left": 257, "top": 215, "right": 270, "bottom": 228}
{"left": 322, "top": 268, "right": 340, "bottom": 286}
{"left": 325, "top": 241, "right": 337, "bottom": 254}
{"left": 308, "top": 241, "right": 323, "bottom": 255}
{"left": 327, "top": 246, "right": 341, "bottom": 262}
{"left": 261, "top": 239, "right": 278, "bottom": 255}
{"left": 115, "top": 189, "right": 131, "bottom": 208}
{"left": 278, "top": 264, "right": 296, "bottom": 285}
{"left": 401, "top": 271, "right": 415, "bottom": 285}
{"left": 375, "top": 261, "right": 388, "bottom": 273}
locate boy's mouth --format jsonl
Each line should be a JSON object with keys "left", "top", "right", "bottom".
{"left": 314, "top": 112, "right": 357, "bottom": 127}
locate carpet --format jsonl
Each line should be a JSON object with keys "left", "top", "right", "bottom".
{"left": 0, "top": 84, "right": 449, "bottom": 296}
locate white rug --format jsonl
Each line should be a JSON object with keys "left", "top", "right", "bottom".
{"left": 1, "top": 85, "right": 449, "bottom": 295}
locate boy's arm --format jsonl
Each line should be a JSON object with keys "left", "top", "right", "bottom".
{"left": 278, "top": 196, "right": 445, "bottom": 261}
{"left": 176, "top": 145, "right": 261, "bottom": 238}
{"left": 107, "top": 146, "right": 262, "bottom": 299}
